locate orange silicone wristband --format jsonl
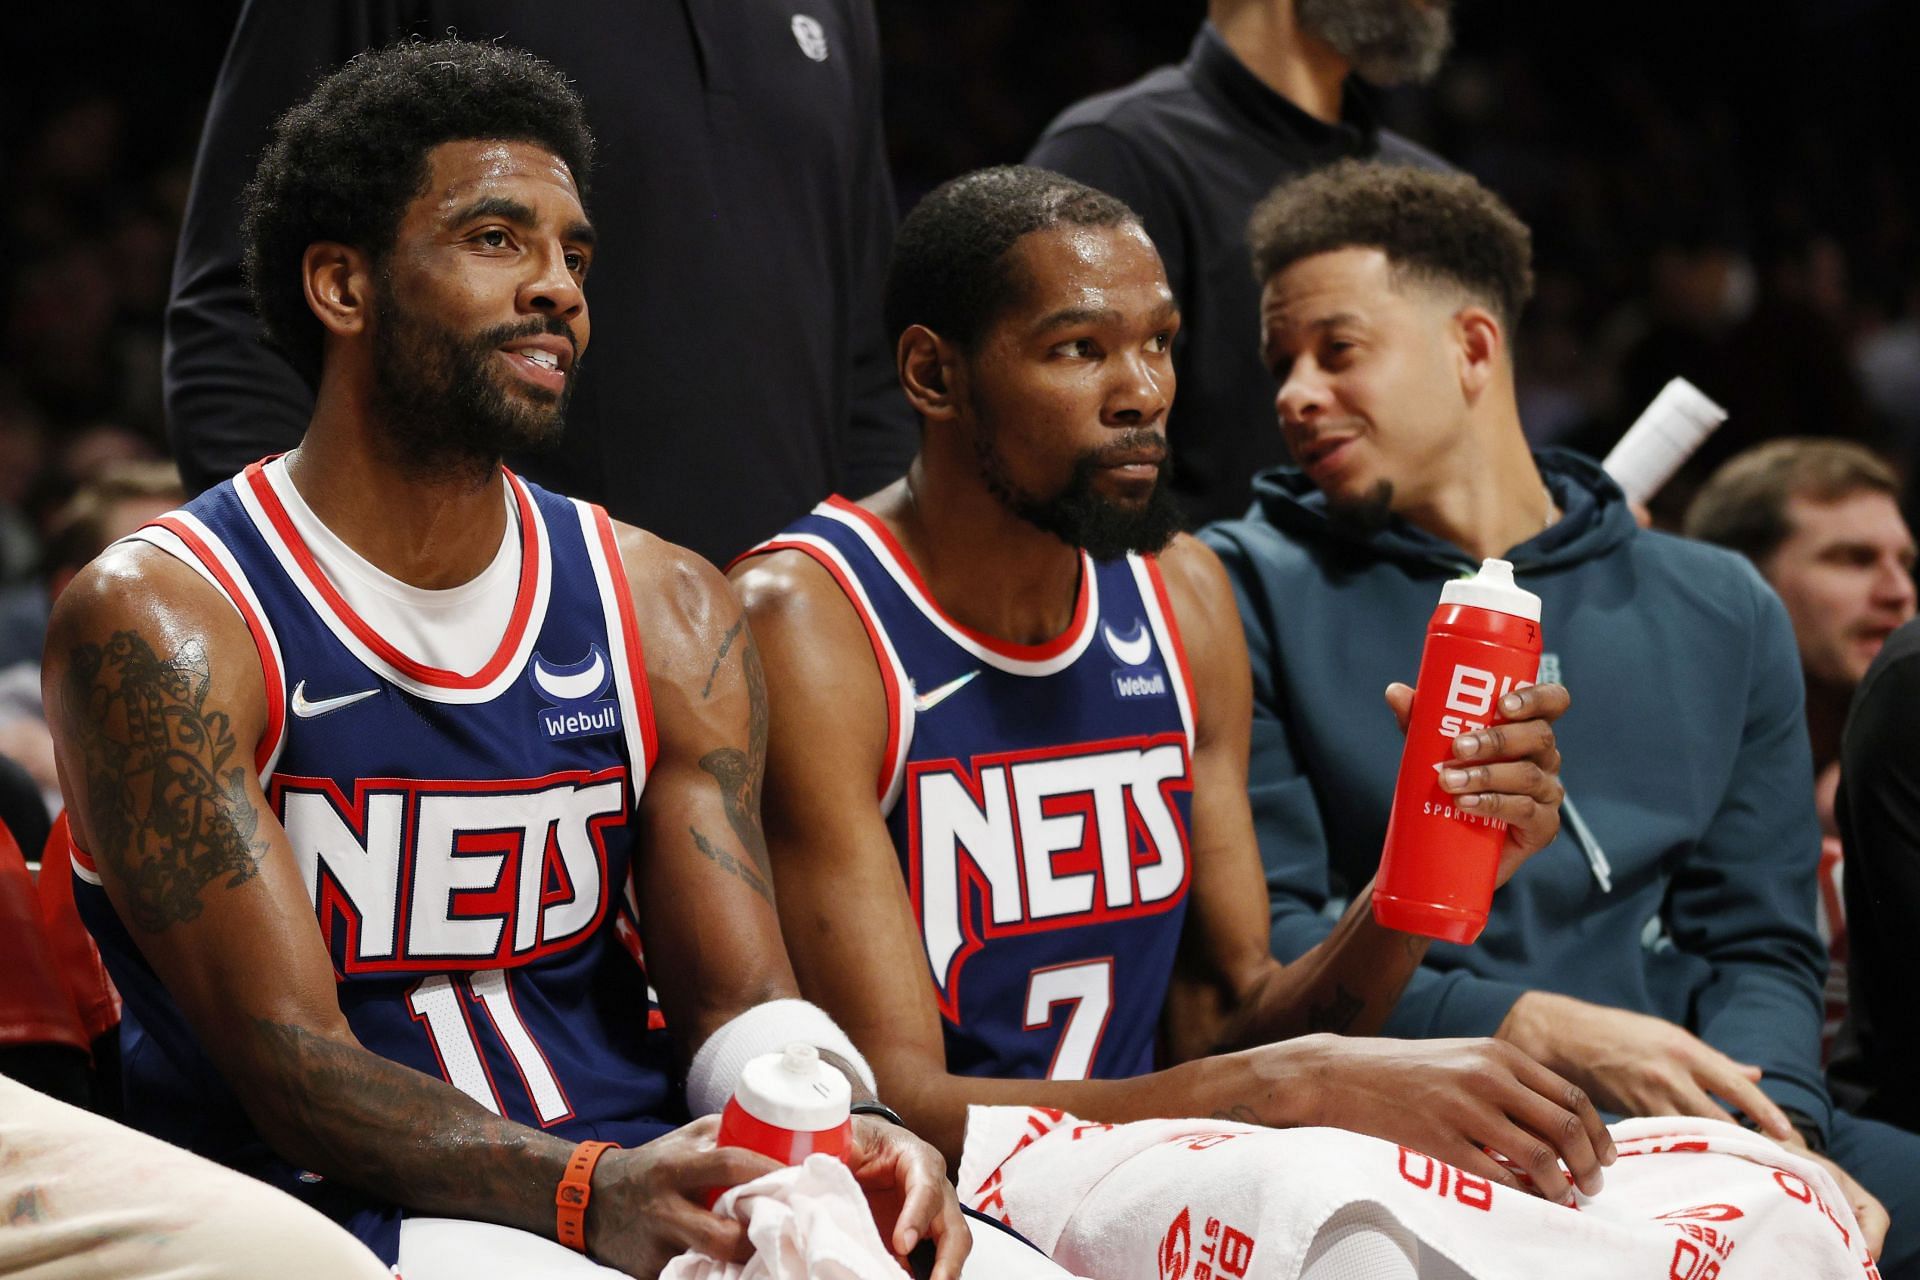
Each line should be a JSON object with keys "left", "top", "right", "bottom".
{"left": 556, "top": 1140, "right": 618, "bottom": 1253}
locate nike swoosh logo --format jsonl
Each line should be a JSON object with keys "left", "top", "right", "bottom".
{"left": 532, "top": 648, "right": 609, "bottom": 702}
{"left": 290, "top": 680, "right": 379, "bottom": 719}
{"left": 912, "top": 669, "right": 980, "bottom": 713}
{"left": 1102, "top": 620, "right": 1154, "bottom": 666}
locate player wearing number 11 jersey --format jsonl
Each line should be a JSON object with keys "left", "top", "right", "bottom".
{"left": 42, "top": 40, "right": 973, "bottom": 1280}
{"left": 730, "top": 166, "right": 1614, "bottom": 1204}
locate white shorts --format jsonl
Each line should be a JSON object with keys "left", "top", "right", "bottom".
{"left": 0, "top": 1073, "right": 389, "bottom": 1280}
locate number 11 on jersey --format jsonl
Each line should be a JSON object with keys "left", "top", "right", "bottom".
{"left": 407, "top": 970, "right": 575, "bottom": 1124}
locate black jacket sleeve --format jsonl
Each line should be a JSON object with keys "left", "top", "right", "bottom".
{"left": 163, "top": 1, "right": 384, "bottom": 493}
{"left": 1838, "top": 629, "right": 1920, "bottom": 1133}
{"left": 835, "top": 0, "right": 916, "bottom": 496}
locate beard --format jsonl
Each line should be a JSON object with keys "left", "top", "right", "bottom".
{"left": 1295, "top": 0, "right": 1453, "bottom": 86}
{"left": 1325, "top": 478, "right": 1397, "bottom": 537}
{"left": 977, "top": 425, "right": 1186, "bottom": 562}
{"left": 369, "top": 274, "right": 574, "bottom": 484}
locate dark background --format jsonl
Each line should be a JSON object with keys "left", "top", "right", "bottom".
{"left": 4, "top": 0, "right": 1918, "bottom": 550}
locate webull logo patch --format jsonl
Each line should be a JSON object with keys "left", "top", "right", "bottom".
{"left": 531, "top": 645, "right": 622, "bottom": 741}
{"left": 1112, "top": 667, "right": 1168, "bottom": 700}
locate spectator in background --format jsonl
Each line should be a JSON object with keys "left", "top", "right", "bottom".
{"left": 0, "top": 460, "right": 185, "bottom": 826}
{"left": 1856, "top": 269, "right": 1920, "bottom": 463}
{"left": 1686, "top": 440, "right": 1916, "bottom": 828}
{"left": 1614, "top": 234, "right": 1881, "bottom": 526}
{"left": 165, "top": 0, "right": 913, "bottom": 566}
{"left": 1687, "top": 439, "right": 1916, "bottom": 1068}
{"left": 1200, "top": 160, "right": 1920, "bottom": 1272}
{"left": 1028, "top": 0, "right": 1452, "bottom": 528}
{"left": 1834, "top": 616, "right": 1920, "bottom": 1136}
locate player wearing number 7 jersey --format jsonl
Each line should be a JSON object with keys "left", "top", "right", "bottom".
{"left": 729, "top": 166, "right": 1612, "bottom": 1208}
{"left": 42, "top": 41, "right": 987, "bottom": 1280}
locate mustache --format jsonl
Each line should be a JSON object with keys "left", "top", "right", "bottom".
{"left": 479, "top": 315, "right": 579, "bottom": 360}
{"left": 1086, "top": 430, "right": 1170, "bottom": 466}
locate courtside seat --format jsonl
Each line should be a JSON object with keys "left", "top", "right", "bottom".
{"left": 36, "top": 812, "right": 121, "bottom": 1045}
{"left": 0, "top": 819, "right": 90, "bottom": 1104}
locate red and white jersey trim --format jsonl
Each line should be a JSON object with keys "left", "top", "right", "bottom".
{"left": 575, "top": 502, "right": 660, "bottom": 794}
{"left": 123, "top": 510, "right": 290, "bottom": 781}
{"left": 815, "top": 498, "right": 1099, "bottom": 678}
{"left": 234, "top": 460, "right": 551, "bottom": 704}
{"left": 742, "top": 530, "right": 916, "bottom": 815}
{"left": 1133, "top": 556, "right": 1197, "bottom": 753}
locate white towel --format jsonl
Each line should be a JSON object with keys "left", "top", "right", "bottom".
{"left": 958, "top": 1107, "right": 1877, "bottom": 1280}
{"left": 662, "top": 1154, "right": 904, "bottom": 1280}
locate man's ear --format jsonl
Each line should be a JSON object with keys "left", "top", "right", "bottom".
{"left": 302, "top": 242, "right": 375, "bottom": 339}
{"left": 898, "top": 324, "right": 963, "bottom": 425}
{"left": 1453, "top": 304, "right": 1505, "bottom": 405}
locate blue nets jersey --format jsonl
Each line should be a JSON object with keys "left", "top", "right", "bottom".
{"left": 747, "top": 497, "right": 1194, "bottom": 1082}
{"left": 71, "top": 459, "right": 679, "bottom": 1261}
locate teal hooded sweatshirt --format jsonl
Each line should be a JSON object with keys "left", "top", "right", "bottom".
{"left": 1200, "top": 449, "right": 1833, "bottom": 1138}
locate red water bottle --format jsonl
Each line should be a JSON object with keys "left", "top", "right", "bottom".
{"left": 1373, "top": 558, "right": 1543, "bottom": 945}
{"left": 707, "top": 1043, "right": 852, "bottom": 1205}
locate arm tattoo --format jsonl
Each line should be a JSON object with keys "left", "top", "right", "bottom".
{"left": 67, "top": 630, "right": 261, "bottom": 932}
{"left": 1305, "top": 984, "right": 1366, "bottom": 1034}
{"left": 689, "top": 825, "right": 774, "bottom": 905}
{"left": 699, "top": 618, "right": 744, "bottom": 699}
{"left": 1208, "top": 1104, "right": 1263, "bottom": 1125}
{"left": 249, "top": 1019, "right": 558, "bottom": 1221}
{"left": 697, "top": 628, "right": 773, "bottom": 883}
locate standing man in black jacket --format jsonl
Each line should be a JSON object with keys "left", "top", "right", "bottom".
{"left": 166, "top": 0, "right": 913, "bottom": 566}
{"left": 1028, "top": 0, "right": 1452, "bottom": 528}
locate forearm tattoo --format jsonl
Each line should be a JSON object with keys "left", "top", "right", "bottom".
{"left": 249, "top": 1018, "right": 557, "bottom": 1220}
{"left": 695, "top": 626, "right": 775, "bottom": 894}
{"left": 689, "top": 825, "right": 774, "bottom": 904}
{"left": 67, "top": 631, "right": 261, "bottom": 932}
{"left": 700, "top": 619, "right": 744, "bottom": 700}
{"left": 1305, "top": 984, "right": 1366, "bottom": 1035}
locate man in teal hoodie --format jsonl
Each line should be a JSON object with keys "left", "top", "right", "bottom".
{"left": 1201, "top": 159, "right": 1920, "bottom": 1275}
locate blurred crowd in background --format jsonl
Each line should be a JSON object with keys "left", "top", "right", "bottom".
{"left": 3, "top": 0, "right": 1917, "bottom": 572}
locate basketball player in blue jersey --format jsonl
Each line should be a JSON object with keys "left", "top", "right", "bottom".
{"left": 40, "top": 41, "right": 980, "bottom": 1280}
{"left": 731, "top": 167, "right": 1615, "bottom": 1205}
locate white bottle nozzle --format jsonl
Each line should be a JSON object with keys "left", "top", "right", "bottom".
{"left": 1601, "top": 377, "right": 1728, "bottom": 506}
{"left": 734, "top": 1042, "right": 850, "bottom": 1132}
{"left": 1439, "top": 558, "right": 1542, "bottom": 622}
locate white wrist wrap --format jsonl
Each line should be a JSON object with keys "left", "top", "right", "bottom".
{"left": 686, "top": 998, "right": 878, "bottom": 1117}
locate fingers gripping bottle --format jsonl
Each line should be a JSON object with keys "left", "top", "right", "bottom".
{"left": 708, "top": 1043, "right": 852, "bottom": 1205}
{"left": 1373, "top": 558, "right": 1543, "bottom": 945}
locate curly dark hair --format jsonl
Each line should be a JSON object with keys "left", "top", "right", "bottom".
{"left": 885, "top": 165, "right": 1139, "bottom": 352}
{"left": 1247, "top": 160, "right": 1534, "bottom": 331}
{"left": 241, "top": 38, "right": 594, "bottom": 382}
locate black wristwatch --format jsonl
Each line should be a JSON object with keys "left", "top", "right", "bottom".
{"left": 850, "top": 1099, "right": 906, "bottom": 1127}
{"left": 1742, "top": 1104, "right": 1828, "bottom": 1154}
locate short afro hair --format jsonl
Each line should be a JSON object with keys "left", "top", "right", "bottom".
{"left": 242, "top": 38, "right": 594, "bottom": 382}
{"left": 1685, "top": 438, "right": 1903, "bottom": 565}
{"left": 885, "top": 165, "right": 1139, "bottom": 351}
{"left": 1247, "top": 160, "right": 1534, "bottom": 331}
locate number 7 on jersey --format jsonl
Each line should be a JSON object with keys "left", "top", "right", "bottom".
{"left": 1023, "top": 958, "right": 1114, "bottom": 1081}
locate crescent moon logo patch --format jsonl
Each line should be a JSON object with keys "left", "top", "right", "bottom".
{"left": 1102, "top": 619, "right": 1154, "bottom": 667}
{"left": 530, "top": 645, "right": 622, "bottom": 741}
{"left": 532, "top": 645, "right": 611, "bottom": 704}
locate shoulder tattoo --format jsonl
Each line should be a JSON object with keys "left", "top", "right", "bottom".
{"left": 67, "top": 630, "right": 262, "bottom": 932}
